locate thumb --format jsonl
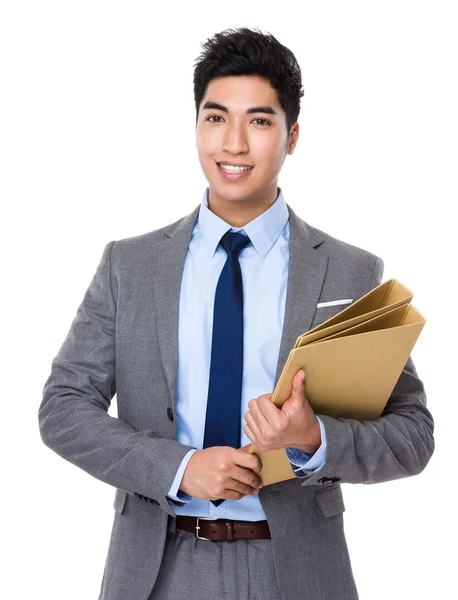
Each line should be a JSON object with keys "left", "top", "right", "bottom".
{"left": 281, "top": 370, "right": 307, "bottom": 416}
{"left": 284, "top": 369, "right": 305, "bottom": 408}
{"left": 291, "top": 369, "right": 306, "bottom": 399}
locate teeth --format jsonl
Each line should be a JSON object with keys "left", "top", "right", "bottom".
{"left": 219, "top": 164, "right": 252, "bottom": 173}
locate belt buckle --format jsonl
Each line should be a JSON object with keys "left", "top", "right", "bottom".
{"left": 196, "top": 517, "right": 218, "bottom": 540}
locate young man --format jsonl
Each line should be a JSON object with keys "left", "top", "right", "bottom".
{"left": 39, "top": 28, "right": 434, "bottom": 600}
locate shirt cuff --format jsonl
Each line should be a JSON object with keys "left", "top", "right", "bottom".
{"left": 166, "top": 448, "right": 197, "bottom": 504}
{"left": 285, "top": 416, "right": 327, "bottom": 473}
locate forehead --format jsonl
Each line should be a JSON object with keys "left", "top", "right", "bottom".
{"left": 202, "top": 75, "right": 282, "bottom": 112}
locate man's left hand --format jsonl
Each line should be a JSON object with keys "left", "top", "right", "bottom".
{"left": 243, "top": 369, "right": 321, "bottom": 454}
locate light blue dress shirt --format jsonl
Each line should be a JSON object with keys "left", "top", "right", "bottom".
{"left": 167, "top": 187, "right": 327, "bottom": 520}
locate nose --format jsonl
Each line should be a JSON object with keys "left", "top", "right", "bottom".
{"left": 222, "top": 121, "right": 249, "bottom": 155}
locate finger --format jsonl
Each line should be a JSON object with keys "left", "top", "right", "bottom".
{"left": 225, "top": 491, "right": 246, "bottom": 501}
{"left": 247, "top": 398, "right": 270, "bottom": 428}
{"left": 214, "top": 475, "right": 256, "bottom": 499}
{"left": 256, "top": 395, "right": 283, "bottom": 422}
{"left": 243, "top": 423, "right": 258, "bottom": 448}
{"left": 214, "top": 488, "right": 246, "bottom": 501}
{"left": 244, "top": 409, "right": 263, "bottom": 442}
{"left": 235, "top": 444, "right": 262, "bottom": 473}
{"left": 226, "top": 481, "right": 259, "bottom": 497}
{"left": 239, "top": 443, "right": 263, "bottom": 474}
{"left": 232, "top": 465, "right": 263, "bottom": 490}
{"left": 226, "top": 477, "right": 260, "bottom": 497}
{"left": 243, "top": 424, "right": 268, "bottom": 470}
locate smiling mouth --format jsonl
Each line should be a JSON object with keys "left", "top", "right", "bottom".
{"left": 217, "top": 162, "right": 254, "bottom": 173}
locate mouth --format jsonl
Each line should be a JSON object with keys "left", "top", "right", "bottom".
{"left": 216, "top": 162, "right": 254, "bottom": 181}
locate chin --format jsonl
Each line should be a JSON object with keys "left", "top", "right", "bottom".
{"left": 209, "top": 181, "right": 263, "bottom": 203}
{"left": 208, "top": 179, "right": 267, "bottom": 200}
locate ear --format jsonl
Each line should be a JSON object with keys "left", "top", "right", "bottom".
{"left": 287, "top": 122, "right": 300, "bottom": 155}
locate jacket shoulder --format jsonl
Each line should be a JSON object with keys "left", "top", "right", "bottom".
{"left": 108, "top": 206, "right": 200, "bottom": 262}
{"left": 117, "top": 211, "right": 196, "bottom": 247}
{"left": 288, "top": 204, "right": 380, "bottom": 266}
{"left": 288, "top": 204, "right": 383, "bottom": 287}
{"left": 308, "top": 222, "right": 384, "bottom": 288}
{"left": 312, "top": 223, "right": 380, "bottom": 263}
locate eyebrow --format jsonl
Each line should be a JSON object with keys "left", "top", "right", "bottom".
{"left": 202, "top": 101, "right": 277, "bottom": 115}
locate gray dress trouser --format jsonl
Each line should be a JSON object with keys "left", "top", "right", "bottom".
{"left": 148, "top": 517, "right": 284, "bottom": 600}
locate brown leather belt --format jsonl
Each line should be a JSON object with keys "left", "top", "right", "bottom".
{"left": 175, "top": 516, "right": 271, "bottom": 541}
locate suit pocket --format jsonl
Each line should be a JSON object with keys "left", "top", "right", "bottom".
{"left": 315, "top": 486, "right": 345, "bottom": 518}
{"left": 113, "top": 488, "right": 128, "bottom": 514}
{"left": 310, "top": 304, "right": 350, "bottom": 329}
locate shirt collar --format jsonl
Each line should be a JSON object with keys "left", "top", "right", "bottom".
{"left": 197, "top": 187, "right": 289, "bottom": 259}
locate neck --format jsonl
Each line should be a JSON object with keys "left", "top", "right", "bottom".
{"left": 207, "top": 184, "right": 279, "bottom": 227}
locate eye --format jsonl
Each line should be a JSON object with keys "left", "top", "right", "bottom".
{"left": 252, "top": 118, "right": 271, "bottom": 126}
{"left": 205, "top": 115, "right": 224, "bottom": 122}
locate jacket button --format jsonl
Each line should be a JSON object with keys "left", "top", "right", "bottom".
{"left": 167, "top": 407, "right": 174, "bottom": 421}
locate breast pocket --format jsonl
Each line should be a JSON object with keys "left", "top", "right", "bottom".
{"left": 310, "top": 302, "right": 352, "bottom": 329}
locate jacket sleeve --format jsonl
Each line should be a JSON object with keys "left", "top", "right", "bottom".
{"left": 38, "top": 241, "right": 194, "bottom": 517}
{"left": 297, "top": 256, "right": 435, "bottom": 487}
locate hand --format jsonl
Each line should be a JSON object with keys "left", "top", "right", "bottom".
{"left": 179, "top": 444, "right": 263, "bottom": 501}
{"left": 243, "top": 369, "right": 321, "bottom": 453}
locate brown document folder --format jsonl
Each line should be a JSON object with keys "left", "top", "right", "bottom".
{"left": 249, "top": 279, "right": 426, "bottom": 486}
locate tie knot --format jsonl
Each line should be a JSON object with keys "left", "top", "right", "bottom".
{"left": 219, "top": 231, "right": 251, "bottom": 256}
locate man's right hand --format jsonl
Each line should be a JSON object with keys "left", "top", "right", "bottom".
{"left": 179, "top": 444, "right": 263, "bottom": 501}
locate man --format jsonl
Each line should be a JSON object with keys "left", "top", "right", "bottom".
{"left": 38, "top": 27, "right": 434, "bottom": 600}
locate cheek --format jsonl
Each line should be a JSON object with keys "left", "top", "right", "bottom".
{"left": 196, "top": 137, "right": 208, "bottom": 158}
{"left": 252, "top": 134, "right": 286, "bottom": 164}
{"left": 196, "top": 128, "right": 220, "bottom": 156}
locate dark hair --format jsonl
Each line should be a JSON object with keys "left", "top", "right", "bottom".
{"left": 193, "top": 27, "right": 304, "bottom": 135}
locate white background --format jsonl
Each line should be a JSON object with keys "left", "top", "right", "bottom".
{"left": 1, "top": 1, "right": 457, "bottom": 598}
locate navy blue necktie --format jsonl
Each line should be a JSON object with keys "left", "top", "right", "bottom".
{"left": 203, "top": 231, "right": 251, "bottom": 506}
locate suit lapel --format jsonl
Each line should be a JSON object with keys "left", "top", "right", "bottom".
{"left": 153, "top": 202, "right": 328, "bottom": 406}
{"left": 152, "top": 206, "right": 200, "bottom": 408}
{"left": 274, "top": 205, "right": 328, "bottom": 387}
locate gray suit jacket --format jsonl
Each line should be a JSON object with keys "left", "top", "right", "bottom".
{"left": 39, "top": 203, "right": 434, "bottom": 600}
